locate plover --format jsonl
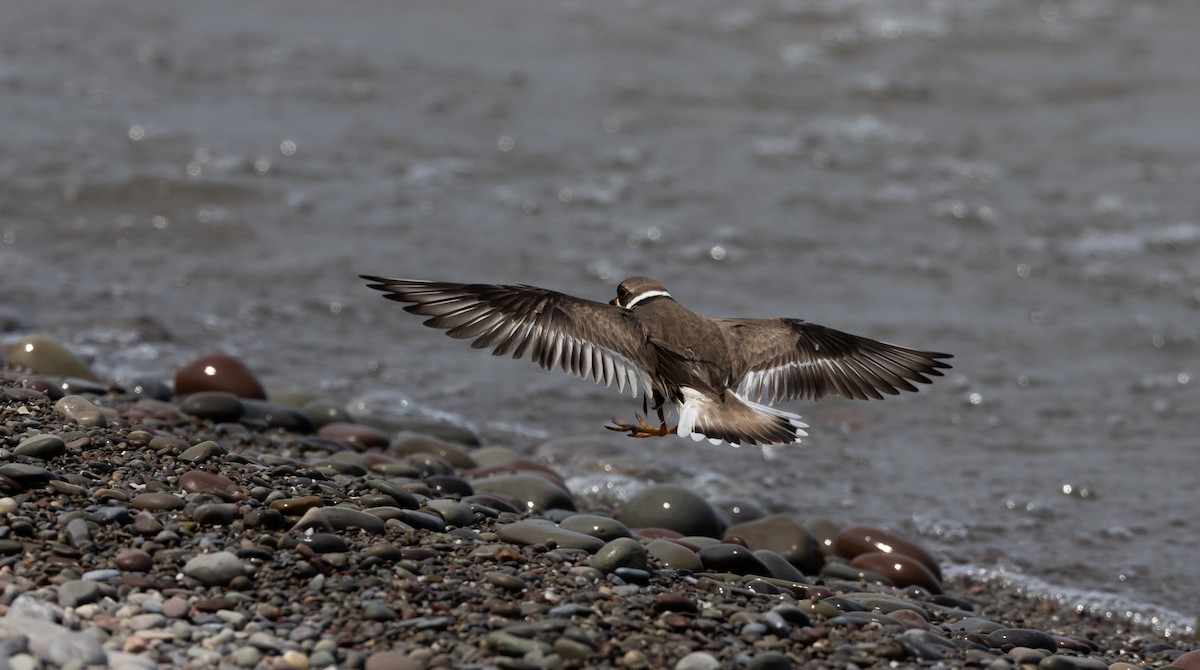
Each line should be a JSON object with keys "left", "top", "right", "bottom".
{"left": 362, "top": 275, "right": 951, "bottom": 447}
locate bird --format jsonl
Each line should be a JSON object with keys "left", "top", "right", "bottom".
{"left": 361, "top": 275, "right": 952, "bottom": 448}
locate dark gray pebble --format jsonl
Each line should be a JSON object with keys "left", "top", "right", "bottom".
{"left": 987, "top": 627, "right": 1058, "bottom": 651}
{"left": 560, "top": 514, "right": 632, "bottom": 541}
{"left": 241, "top": 399, "right": 315, "bottom": 433}
{"left": 0, "top": 463, "right": 57, "bottom": 484}
{"left": 365, "top": 479, "right": 421, "bottom": 509}
{"left": 699, "top": 543, "right": 772, "bottom": 577}
{"left": 424, "top": 474, "right": 474, "bottom": 497}
{"left": 14, "top": 434, "right": 67, "bottom": 460}
{"left": 298, "top": 532, "right": 350, "bottom": 553}
{"left": 192, "top": 503, "right": 236, "bottom": 526}
{"left": 180, "top": 392, "right": 245, "bottom": 423}
{"left": 745, "top": 651, "right": 795, "bottom": 670}
{"left": 497, "top": 520, "right": 605, "bottom": 552}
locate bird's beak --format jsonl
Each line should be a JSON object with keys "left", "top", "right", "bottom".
{"left": 610, "top": 297, "right": 619, "bottom": 306}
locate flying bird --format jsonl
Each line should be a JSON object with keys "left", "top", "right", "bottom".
{"left": 361, "top": 275, "right": 951, "bottom": 447}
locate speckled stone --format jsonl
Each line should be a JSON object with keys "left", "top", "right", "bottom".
{"left": 617, "top": 485, "right": 723, "bottom": 538}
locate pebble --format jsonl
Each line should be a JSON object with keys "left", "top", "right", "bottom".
{"left": 391, "top": 434, "right": 478, "bottom": 468}
{"left": 294, "top": 506, "right": 387, "bottom": 534}
{"left": 987, "top": 628, "right": 1059, "bottom": 652}
{"left": 53, "top": 394, "right": 108, "bottom": 427}
{"left": 560, "top": 513, "right": 632, "bottom": 541}
{"left": 179, "top": 468, "right": 240, "bottom": 499}
{"left": 834, "top": 524, "right": 942, "bottom": 579}
{"left": 179, "top": 439, "right": 228, "bottom": 463}
{"left": 617, "top": 484, "right": 723, "bottom": 537}
{"left": 5, "top": 334, "right": 98, "bottom": 380}
{"left": 850, "top": 551, "right": 942, "bottom": 593}
{"left": 114, "top": 548, "right": 154, "bottom": 571}
{"left": 699, "top": 542, "right": 772, "bottom": 577}
{"left": 57, "top": 579, "right": 101, "bottom": 607}
{"left": 174, "top": 353, "right": 267, "bottom": 399}
{"left": 1177, "top": 650, "right": 1200, "bottom": 670}
{"left": 676, "top": 651, "right": 722, "bottom": 669}
{"left": 13, "top": 433, "right": 67, "bottom": 459}
{"left": 471, "top": 473, "right": 576, "bottom": 512}
{"left": 496, "top": 519, "right": 605, "bottom": 551}
{"left": 422, "top": 498, "right": 475, "bottom": 527}
{"left": 182, "top": 551, "right": 246, "bottom": 586}
{"left": 591, "top": 537, "right": 650, "bottom": 573}
{"left": 725, "top": 514, "right": 824, "bottom": 575}
{"left": 317, "top": 422, "right": 390, "bottom": 449}
{"left": 131, "top": 491, "right": 186, "bottom": 511}
{"left": 646, "top": 538, "right": 704, "bottom": 572}
{"left": 180, "top": 391, "right": 245, "bottom": 422}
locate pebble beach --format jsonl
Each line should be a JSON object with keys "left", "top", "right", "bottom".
{"left": 0, "top": 335, "right": 1195, "bottom": 670}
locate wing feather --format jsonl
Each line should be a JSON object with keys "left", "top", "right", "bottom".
{"left": 717, "top": 318, "right": 952, "bottom": 404}
{"left": 362, "top": 277, "right": 655, "bottom": 398}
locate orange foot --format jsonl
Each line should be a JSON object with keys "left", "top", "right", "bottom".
{"left": 605, "top": 414, "right": 677, "bottom": 438}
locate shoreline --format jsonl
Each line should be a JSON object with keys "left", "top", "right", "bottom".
{"left": 0, "top": 338, "right": 1196, "bottom": 669}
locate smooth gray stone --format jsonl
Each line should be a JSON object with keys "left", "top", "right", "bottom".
{"left": 53, "top": 395, "right": 108, "bottom": 427}
{"left": 471, "top": 473, "right": 576, "bottom": 512}
{"left": 57, "top": 579, "right": 101, "bottom": 608}
{"left": 616, "top": 485, "right": 722, "bottom": 538}
{"left": 180, "top": 392, "right": 245, "bottom": 423}
{"left": 13, "top": 434, "right": 66, "bottom": 460}
{"left": 591, "top": 537, "right": 650, "bottom": 573}
{"left": 182, "top": 551, "right": 245, "bottom": 586}
{"left": 293, "top": 506, "right": 387, "bottom": 534}
{"left": 422, "top": 499, "right": 474, "bottom": 527}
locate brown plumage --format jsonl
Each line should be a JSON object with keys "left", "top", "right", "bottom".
{"left": 362, "top": 275, "right": 952, "bottom": 447}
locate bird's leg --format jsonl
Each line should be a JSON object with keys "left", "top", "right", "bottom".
{"left": 605, "top": 405, "right": 676, "bottom": 438}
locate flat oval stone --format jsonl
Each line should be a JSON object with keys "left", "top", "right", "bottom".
{"left": 753, "top": 549, "right": 808, "bottom": 582}
{"left": 497, "top": 520, "right": 605, "bottom": 552}
{"left": 298, "top": 532, "right": 349, "bottom": 553}
{"left": 560, "top": 514, "right": 632, "bottom": 541}
{"left": 182, "top": 551, "right": 245, "bottom": 586}
{"left": 130, "top": 492, "right": 186, "bottom": 511}
{"left": 180, "top": 392, "right": 245, "bottom": 423}
{"left": 241, "top": 400, "right": 315, "bottom": 433}
{"left": 985, "top": 627, "right": 1058, "bottom": 652}
{"left": 834, "top": 525, "right": 941, "bottom": 579}
{"left": 270, "top": 495, "right": 325, "bottom": 515}
{"left": 424, "top": 475, "right": 474, "bottom": 497}
{"left": 6, "top": 334, "right": 98, "bottom": 380}
{"left": 365, "top": 480, "right": 421, "bottom": 510}
{"left": 725, "top": 514, "right": 824, "bottom": 575}
{"left": 591, "top": 537, "right": 650, "bottom": 573}
{"left": 0, "top": 463, "right": 56, "bottom": 484}
{"left": 850, "top": 552, "right": 942, "bottom": 594}
{"left": 192, "top": 503, "right": 236, "bottom": 526}
{"left": 179, "top": 440, "right": 227, "bottom": 463}
{"left": 14, "top": 434, "right": 67, "bottom": 460}
{"left": 54, "top": 395, "right": 108, "bottom": 428}
{"left": 114, "top": 548, "right": 154, "bottom": 572}
{"left": 174, "top": 354, "right": 267, "bottom": 399}
{"left": 178, "top": 469, "right": 239, "bottom": 499}
{"left": 616, "top": 485, "right": 722, "bottom": 538}
{"left": 293, "top": 506, "right": 386, "bottom": 534}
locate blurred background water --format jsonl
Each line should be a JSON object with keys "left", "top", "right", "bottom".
{"left": 3, "top": 0, "right": 1198, "bottom": 636}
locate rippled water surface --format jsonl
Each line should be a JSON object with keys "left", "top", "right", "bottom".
{"left": 4, "top": 0, "right": 1199, "bottom": 634}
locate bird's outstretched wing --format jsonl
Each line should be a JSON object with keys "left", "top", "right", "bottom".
{"left": 362, "top": 277, "right": 656, "bottom": 397}
{"left": 716, "top": 318, "right": 952, "bottom": 404}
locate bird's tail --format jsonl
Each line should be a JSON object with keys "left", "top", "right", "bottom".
{"left": 676, "top": 387, "right": 808, "bottom": 447}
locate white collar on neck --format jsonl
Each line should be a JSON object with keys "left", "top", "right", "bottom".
{"left": 625, "top": 289, "right": 671, "bottom": 308}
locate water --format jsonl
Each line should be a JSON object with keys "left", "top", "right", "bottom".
{"left": 4, "top": 0, "right": 1198, "bottom": 637}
